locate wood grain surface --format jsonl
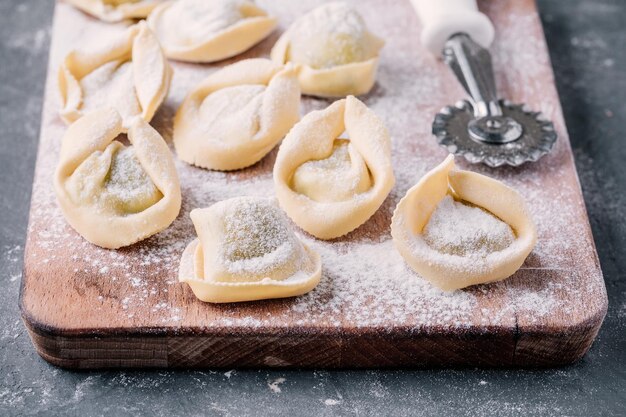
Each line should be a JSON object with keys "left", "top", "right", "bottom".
{"left": 20, "top": 0, "right": 607, "bottom": 368}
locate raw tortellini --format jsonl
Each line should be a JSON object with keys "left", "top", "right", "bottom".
{"left": 65, "top": 0, "right": 162, "bottom": 22}
{"left": 271, "top": 2, "right": 384, "bottom": 98}
{"left": 148, "top": 0, "right": 277, "bottom": 63}
{"left": 179, "top": 197, "right": 321, "bottom": 303}
{"left": 54, "top": 108, "right": 181, "bottom": 249}
{"left": 58, "top": 21, "right": 172, "bottom": 128}
{"left": 274, "top": 95, "right": 395, "bottom": 240}
{"left": 391, "top": 155, "right": 537, "bottom": 291}
{"left": 174, "top": 58, "right": 300, "bottom": 171}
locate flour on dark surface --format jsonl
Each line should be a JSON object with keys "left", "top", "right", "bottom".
{"left": 1, "top": 1, "right": 624, "bottom": 416}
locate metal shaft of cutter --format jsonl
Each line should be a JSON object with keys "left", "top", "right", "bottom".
{"left": 443, "top": 34, "right": 524, "bottom": 144}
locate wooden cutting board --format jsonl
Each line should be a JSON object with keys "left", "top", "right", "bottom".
{"left": 20, "top": 0, "right": 607, "bottom": 368}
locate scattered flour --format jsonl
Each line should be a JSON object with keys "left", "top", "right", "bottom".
{"left": 22, "top": 0, "right": 605, "bottom": 336}
{"left": 219, "top": 197, "right": 302, "bottom": 278}
{"left": 267, "top": 378, "right": 286, "bottom": 393}
{"left": 2, "top": 2, "right": 612, "bottom": 416}
{"left": 423, "top": 196, "right": 515, "bottom": 256}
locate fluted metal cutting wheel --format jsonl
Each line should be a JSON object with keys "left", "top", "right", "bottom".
{"left": 433, "top": 100, "right": 558, "bottom": 167}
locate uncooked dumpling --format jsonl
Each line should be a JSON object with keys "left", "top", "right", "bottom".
{"left": 174, "top": 58, "right": 300, "bottom": 171}
{"left": 54, "top": 108, "right": 181, "bottom": 249}
{"left": 273, "top": 95, "right": 394, "bottom": 240}
{"left": 148, "top": 0, "right": 277, "bottom": 63}
{"left": 65, "top": 0, "right": 162, "bottom": 22}
{"left": 58, "top": 21, "right": 172, "bottom": 128}
{"left": 179, "top": 197, "right": 321, "bottom": 303}
{"left": 391, "top": 155, "right": 537, "bottom": 291}
{"left": 271, "top": 2, "right": 384, "bottom": 97}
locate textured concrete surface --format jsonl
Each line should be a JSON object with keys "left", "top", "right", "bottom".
{"left": 0, "top": 1, "right": 624, "bottom": 416}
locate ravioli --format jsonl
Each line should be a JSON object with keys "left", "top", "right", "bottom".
{"left": 271, "top": 2, "right": 384, "bottom": 97}
{"left": 274, "top": 95, "right": 394, "bottom": 240}
{"left": 58, "top": 21, "right": 172, "bottom": 129}
{"left": 174, "top": 59, "right": 300, "bottom": 171}
{"left": 148, "top": 0, "right": 277, "bottom": 63}
{"left": 179, "top": 197, "right": 322, "bottom": 303}
{"left": 54, "top": 108, "right": 181, "bottom": 249}
{"left": 391, "top": 155, "right": 537, "bottom": 291}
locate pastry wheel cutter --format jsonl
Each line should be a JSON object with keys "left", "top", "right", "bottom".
{"left": 411, "top": 0, "right": 557, "bottom": 167}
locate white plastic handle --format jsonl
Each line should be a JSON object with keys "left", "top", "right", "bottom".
{"left": 410, "top": 0, "right": 495, "bottom": 55}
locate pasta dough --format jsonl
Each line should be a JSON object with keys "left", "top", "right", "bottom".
{"left": 54, "top": 108, "right": 181, "bottom": 249}
{"left": 291, "top": 139, "right": 372, "bottom": 203}
{"left": 65, "top": 143, "right": 163, "bottom": 215}
{"left": 65, "top": 0, "right": 162, "bottom": 22}
{"left": 273, "top": 95, "right": 394, "bottom": 240}
{"left": 58, "top": 21, "right": 172, "bottom": 128}
{"left": 174, "top": 58, "right": 300, "bottom": 171}
{"left": 148, "top": 0, "right": 277, "bottom": 63}
{"left": 271, "top": 2, "right": 384, "bottom": 97}
{"left": 391, "top": 155, "right": 537, "bottom": 291}
{"left": 179, "top": 197, "right": 321, "bottom": 303}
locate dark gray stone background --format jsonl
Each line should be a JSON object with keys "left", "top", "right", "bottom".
{"left": 1, "top": 0, "right": 624, "bottom": 416}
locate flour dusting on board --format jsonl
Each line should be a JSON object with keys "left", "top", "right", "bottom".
{"left": 24, "top": 1, "right": 605, "bottom": 332}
